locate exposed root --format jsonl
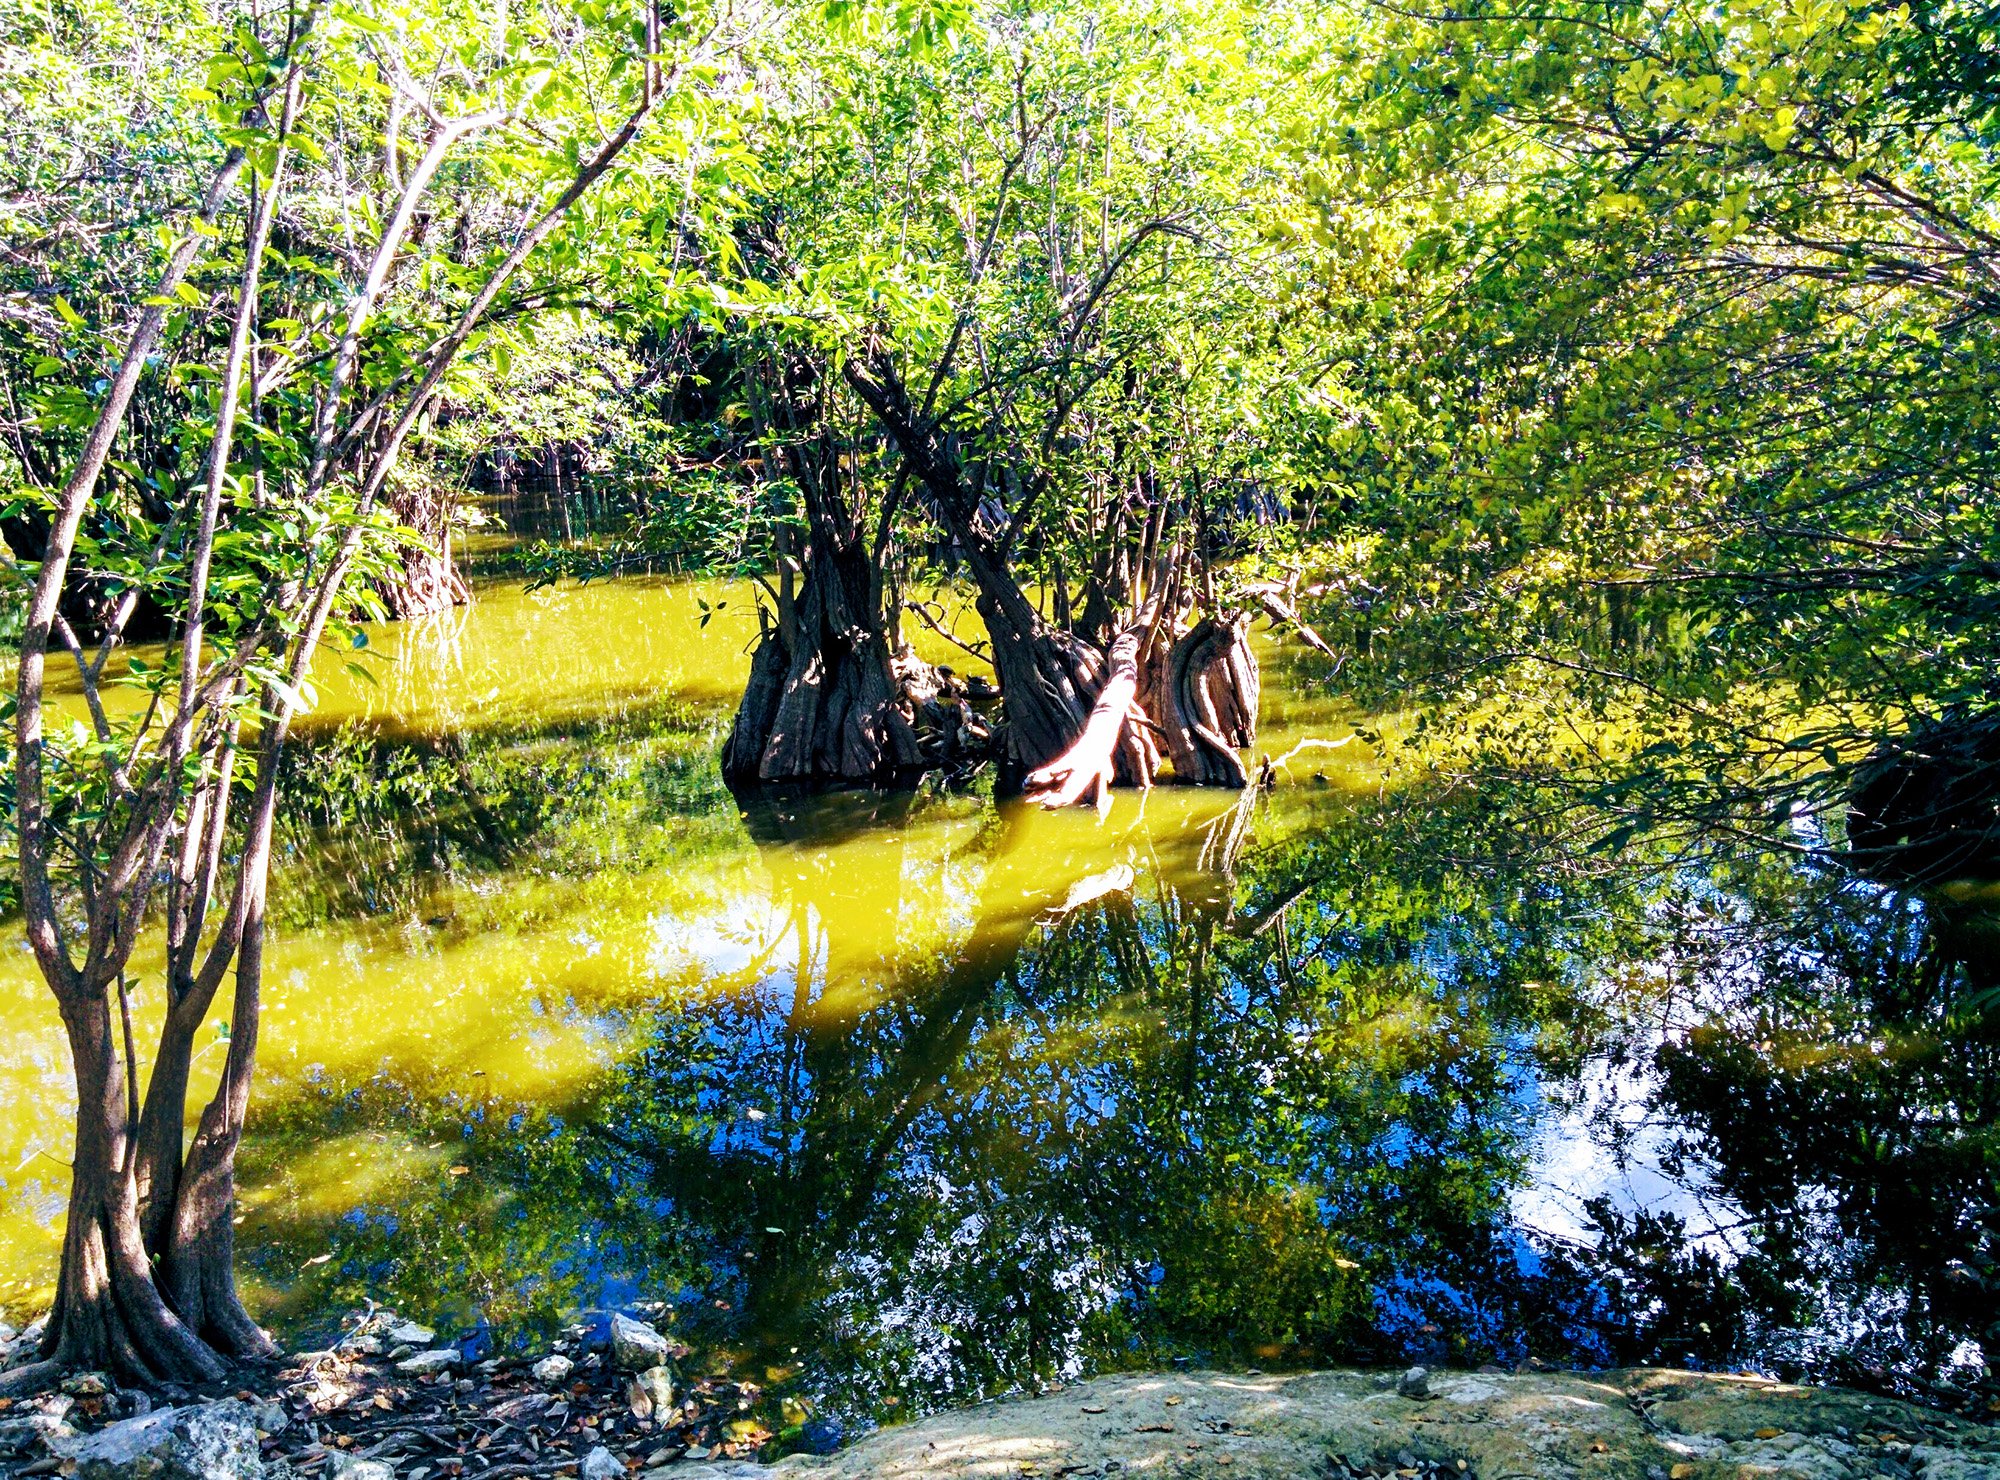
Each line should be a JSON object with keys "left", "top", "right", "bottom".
{"left": 1149, "top": 611, "right": 1258, "bottom": 787}
{"left": 1023, "top": 626, "right": 1156, "bottom": 811}
{"left": 0, "top": 1359, "right": 62, "bottom": 1398}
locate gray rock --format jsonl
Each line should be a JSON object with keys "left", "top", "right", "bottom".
{"left": 581, "top": 1445, "right": 624, "bottom": 1480}
{"left": 0, "top": 1410, "right": 76, "bottom": 1461}
{"left": 1397, "top": 1365, "right": 1432, "bottom": 1399}
{"left": 328, "top": 1456, "right": 397, "bottom": 1480}
{"left": 252, "top": 1401, "right": 288, "bottom": 1436}
{"left": 531, "top": 1354, "right": 575, "bottom": 1385}
{"left": 628, "top": 1364, "right": 676, "bottom": 1419}
{"left": 394, "top": 1348, "right": 460, "bottom": 1377}
{"left": 748, "top": 1367, "right": 2000, "bottom": 1480}
{"left": 609, "top": 1313, "right": 675, "bottom": 1372}
{"left": 70, "top": 1399, "right": 261, "bottom": 1480}
{"left": 382, "top": 1320, "right": 435, "bottom": 1347}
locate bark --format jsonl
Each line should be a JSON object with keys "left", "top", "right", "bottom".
{"left": 722, "top": 365, "right": 924, "bottom": 786}
{"left": 1023, "top": 623, "right": 1161, "bottom": 808}
{"left": 37, "top": 989, "right": 226, "bottom": 1385}
{"left": 722, "top": 525, "right": 923, "bottom": 784}
{"left": 1146, "top": 611, "right": 1259, "bottom": 788}
{"left": 160, "top": 903, "right": 277, "bottom": 1358}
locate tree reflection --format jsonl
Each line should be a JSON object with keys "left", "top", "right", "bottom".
{"left": 232, "top": 769, "right": 2000, "bottom": 1438}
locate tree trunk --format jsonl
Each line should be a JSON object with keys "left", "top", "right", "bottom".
{"left": 159, "top": 907, "right": 278, "bottom": 1358}
{"left": 722, "top": 521, "right": 925, "bottom": 785}
{"left": 723, "top": 372, "right": 925, "bottom": 785}
{"left": 1146, "top": 611, "right": 1258, "bottom": 787}
{"left": 1021, "top": 621, "right": 1162, "bottom": 807}
{"left": 381, "top": 484, "right": 470, "bottom": 619}
{"left": 30, "top": 990, "right": 227, "bottom": 1388}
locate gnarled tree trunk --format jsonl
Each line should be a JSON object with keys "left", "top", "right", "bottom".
{"left": 723, "top": 357, "right": 926, "bottom": 786}
{"left": 1145, "top": 611, "right": 1258, "bottom": 788}
{"left": 723, "top": 518, "right": 924, "bottom": 785}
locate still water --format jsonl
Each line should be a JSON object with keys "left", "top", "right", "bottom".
{"left": 2, "top": 577, "right": 1997, "bottom": 1445}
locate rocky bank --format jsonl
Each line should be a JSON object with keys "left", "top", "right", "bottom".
{"left": 763, "top": 1367, "right": 2000, "bottom": 1480}
{"left": 9, "top": 1333, "right": 2000, "bottom": 1480}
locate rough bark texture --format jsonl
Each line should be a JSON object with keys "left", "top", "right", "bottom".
{"left": 722, "top": 526, "right": 924, "bottom": 785}
{"left": 1147, "top": 610, "right": 1259, "bottom": 787}
{"left": 35, "top": 993, "right": 227, "bottom": 1388}
{"left": 1023, "top": 623, "right": 1162, "bottom": 807}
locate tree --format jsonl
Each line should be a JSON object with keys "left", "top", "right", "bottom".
{"left": 3, "top": 0, "right": 749, "bottom": 1388}
{"left": 1275, "top": 0, "right": 2000, "bottom": 870}
{"left": 717, "top": 0, "right": 1329, "bottom": 798}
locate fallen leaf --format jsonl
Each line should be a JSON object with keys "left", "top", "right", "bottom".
{"left": 1754, "top": 1428, "right": 1782, "bottom": 1440}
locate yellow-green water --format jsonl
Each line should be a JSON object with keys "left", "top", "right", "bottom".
{"left": 0, "top": 578, "right": 1375, "bottom": 1317}
{"left": 3, "top": 576, "right": 1995, "bottom": 1437}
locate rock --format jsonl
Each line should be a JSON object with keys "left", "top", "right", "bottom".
{"left": 394, "top": 1348, "right": 460, "bottom": 1377}
{"left": 581, "top": 1445, "right": 624, "bottom": 1480}
{"left": 336, "top": 1334, "right": 383, "bottom": 1357}
{"left": 532, "top": 1354, "right": 575, "bottom": 1385}
{"left": 252, "top": 1401, "right": 288, "bottom": 1436}
{"left": 328, "top": 1456, "right": 396, "bottom": 1480}
{"left": 749, "top": 1368, "right": 2000, "bottom": 1480}
{"left": 63, "top": 1371, "right": 115, "bottom": 1398}
{"left": 70, "top": 1399, "right": 261, "bottom": 1480}
{"left": 608, "top": 1313, "right": 674, "bottom": 1372}
{"left": 628, "top": 1365, "right": 676, "bottom": 1420}
{"left": 382, "top": 1320, "right": 435, "bottom": 1347}
{"left": 0, "top": 1410, "right": 76, "bottom": 1462}
{"left": 1397, "top": 1365, "right": 1432, "bottom": 1400}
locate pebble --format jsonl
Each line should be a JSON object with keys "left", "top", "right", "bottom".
{"left": 581, "top": 1444, "right": 623, "bottom": 1480}
{"left": 533, "top": 1354, "right": 576, "bottom": 1385}
{"left": 1398, "top": 1366, "right": 1432, "bottom": 1400}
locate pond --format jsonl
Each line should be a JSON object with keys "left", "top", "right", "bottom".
{"left": 3, "top": 575, "right": 1997, "bottom": 1450}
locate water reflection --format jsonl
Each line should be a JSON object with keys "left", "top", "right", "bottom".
{"left": 3, "top": 577, "right": 1998, "bottom": 1440}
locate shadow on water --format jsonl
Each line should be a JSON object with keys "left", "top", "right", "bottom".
{"left": 4, "top": 577, "right": 2000, "bottom": 1448}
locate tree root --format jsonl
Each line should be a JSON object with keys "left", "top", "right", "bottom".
{"left": 1023, "top": 626, "right": 1156, "bottom": 811}
{"left": 1148, "top": 611, "right": 1258, "bottom": 787}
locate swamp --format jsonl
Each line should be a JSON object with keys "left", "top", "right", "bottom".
{"left": 0, "top": 0, "right": 1997, "bottom": 1469}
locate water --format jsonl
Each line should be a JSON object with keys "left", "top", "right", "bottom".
{"left": 2, "top": 576, "right": 1996, "bottom": 1448}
